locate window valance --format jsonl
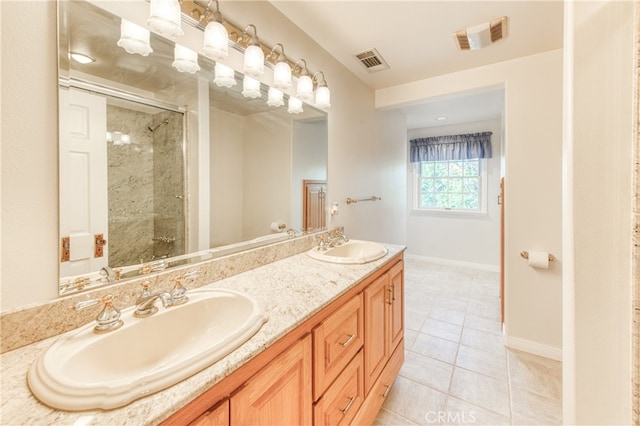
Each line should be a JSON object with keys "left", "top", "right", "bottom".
{"left": 409, "top": 131, "right": 493, "bottom": 162}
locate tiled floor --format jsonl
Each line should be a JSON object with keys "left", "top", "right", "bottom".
{"left": 373, "top": 256, "right": 562, "bottom": 425}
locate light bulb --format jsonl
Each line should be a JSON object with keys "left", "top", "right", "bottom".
{"left": 172, "top": 44, "right": 200, "bottom": 74}
{"left": 147, "top": 0, "right": 183, "bottom": 40}
{"left": 273, "top": 61, "right": 292, "bottom": 90}
{"left": 267, "top": 87, "right": 284, "bottom": 107}
{"left": 287, "top": 96, "right": 303, "bottom": 114}
{"left": 214, "top": 63, "right": 236, "bottom": 88}
{"left": 202, "top": 21, "right": 228, "bottom": 61}
{"left": 296, "top": 74, "right": 314, "bottom": 103}
{"left": 117, "top": 19, "right": 153, "bottom": 56}
{"left": 242, "top": 76, "right": 262, "bottom": 99}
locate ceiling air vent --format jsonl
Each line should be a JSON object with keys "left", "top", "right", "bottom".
{"left": 354, "top": 48, "right": 390, "bottom": 73}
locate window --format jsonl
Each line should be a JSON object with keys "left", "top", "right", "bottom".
{"left": 414, "top": 158, "right": 486, "bottom": 212}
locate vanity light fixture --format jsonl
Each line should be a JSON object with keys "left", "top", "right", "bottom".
{"left": 267, "top": 87, "right": 284, "bottom": 107}
{"left": 70, "top": 52, "right": 96, "bottom": 64}
{"left": 312, "top": 71, "right": 331, "bottom": 109}
{"left": 213, "top": 62, "right": 236, "bottom": 87}
{"left": 172, "top": 44, "right": 201, "bottom": 74}
{"left": 148, "top": 0, "right": 184, "bottom": 40}
{"left": 242, "top": 76, "right": 261, "bottom": 99}
{"left": 117, "top": 19, "right": 153, "bottom": 56}
{"left": 201, "top": 0, "right": 229, "bottom": 61}
{"left": 267, "top": 44, "right": 292, "bottom": 90}
{"left": 293, "top": 59, "right": 314, "bottom": 103}
{"left": 287, "top": 96, "right": 303, "bottom": 114}
{"left": 241, "top": 25, "right": 264, "bottom": 78}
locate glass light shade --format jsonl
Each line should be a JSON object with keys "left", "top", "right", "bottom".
{"left": 106, "top": 131, "right": 113, "bottom": 142}
{"left": 147, "top": 0, "right": 183, "bottom": 40}
{"left": 214, "top": 63, "right": 236, "bottom": 88}
{"left": 287, "top": 96, "right": 303, "bottom": 114}
{"left": 172, "top": 44, "right": 200, "bottom": 74}
{"left": 267, "top": 87, "right": 284, "bottom": 107}
{"left": 121, "top": 134, "right": 131, "bottom": 145}
{"left": 117, "top": 19, "right": 153, "bottom": 56}
{"left": 296, "top": 74, "right": 314, "bottom": 103}
{"left": 202, "top": 21, "right": 228, "bottom": 61}
{"left": 273, "top": 61, "right": 292, "bottom": 90}
{"left": 242, "top": 76, "right": 262, "bottom": 99}
{"left": 315, "top": 86, "right": 331, "bottom": 108}
{"left": 243, "top": 45, "right": 264, "bottom": 78}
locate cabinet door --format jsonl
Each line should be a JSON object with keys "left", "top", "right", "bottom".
{"left": 389, "top": 261, "right": 404, "bottom": 353}
{"left": 363, "top": 273, "right": 389, "bottom": 393}
{"left": 190, "top": 399, "right": 229, "bottom": 426}
{"left": 230, "top": 335, "right": 312, "bottom": 426}
{"left": 313, "top": 293, "right": 363, "bottom": 400}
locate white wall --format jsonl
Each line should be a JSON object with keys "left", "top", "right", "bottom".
{"left": 210, "top": 107, "right": 244, "bottom": 247}
{"left": 563, "top": 1, "right": 635, "bottom": 423}
{"left": 406, "top": 119, "right": 502, "bottom": 268}
{"left": 243, "top": 112, "right": 292, "bottom": 239}
{"left": 0, "top": 1, "right": 384, "bottom": 311}
{"left": 291, "top": 120, "right": 328, "bottom": 232}
{"left": 377, "top": 50, "right": 564, "bottom": 355}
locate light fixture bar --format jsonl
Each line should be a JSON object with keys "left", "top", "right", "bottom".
{"left": 180, "top": 0, "right": 320, "bottom": 77}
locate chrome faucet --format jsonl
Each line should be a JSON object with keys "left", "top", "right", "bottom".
{"left": 134, "top": 282, "right": 173, "bottom": 318}
{"left": 330, "top": 227, "right": 349, "bottom": 246}
{"left": 73, "top": 294, "right": 123, "bottom": 333}
{"left": 170, "top": 270, "right": 198, "bottom": 306}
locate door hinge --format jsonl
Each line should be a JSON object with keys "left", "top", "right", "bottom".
{"left": 95, "top": 234, "right": 107, "bottom": 258}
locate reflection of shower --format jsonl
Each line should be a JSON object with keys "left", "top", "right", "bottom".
{"left": 147, "top": 119, "right": 169, "bottom": 132}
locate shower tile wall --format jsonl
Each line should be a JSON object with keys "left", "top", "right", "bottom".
{"left": 151, "top": 110, "right": 185, "bottom": 259}
{"left": 107, "top": 105, "right": 155, "bottom": 266}
{"left": 106, "top": 105, "right": 185, "bottom": 267}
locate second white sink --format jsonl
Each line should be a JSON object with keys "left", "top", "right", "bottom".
{"left": 28, "top": 288, "right": 268, "bottom": 411}
{"left": 307, "top": 239, "right": 388, "bottom": 264}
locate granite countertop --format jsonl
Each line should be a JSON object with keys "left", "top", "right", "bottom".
{"left": 0, "top": 244, "right": 404, "bottom": 426}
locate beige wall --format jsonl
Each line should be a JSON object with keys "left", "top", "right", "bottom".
{"left": 377, "top": 49, "right": 564, "bottom": 356}
{"left": 0, "top": 1, "right": 381, "bottom": 311}
{"left": 563, "top": 1, "right": 635, "bottom": 423}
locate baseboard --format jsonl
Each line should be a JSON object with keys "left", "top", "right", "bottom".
{"left": 503, "top": 332, "right": 563, "bottom": 361}
{"left": 404, "top": 253, "right": 500, "bottom": 272}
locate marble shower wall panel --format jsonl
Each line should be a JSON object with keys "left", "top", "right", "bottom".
{"left": 151, "top": 110, "right": 186, "bottom": 260}
{"left": 107, "top": 105, "right": 155, "bottom": 266}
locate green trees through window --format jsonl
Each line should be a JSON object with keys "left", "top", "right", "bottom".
{"left": 418, "top": 159, "right": 481, "bottom": 210}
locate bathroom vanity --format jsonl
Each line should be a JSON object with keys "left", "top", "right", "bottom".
{"left": 0, "top": 243, "right": 405, "bottom": 425}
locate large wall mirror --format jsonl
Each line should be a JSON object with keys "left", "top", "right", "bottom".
{"left": 58, "top": 0, "right": 328, "bottom": 295}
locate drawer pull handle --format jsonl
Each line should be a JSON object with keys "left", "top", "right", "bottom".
{"left": 381, "top": 384, "right": 391, "bottom": 398}
{"left": 387, "top": 287, "right": 393, "bottom": 305}
{"left": 341, "top": 396, "right": 355, "bottom": 415}
{"left": 340, "top": 334, "right": 355, "bottom": 347}
{"left": 391, "top": 284, "right": 396, "bottom": 301}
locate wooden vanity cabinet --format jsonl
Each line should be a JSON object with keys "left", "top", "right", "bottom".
{"left": 190, "top": 399, "right": 229, "bottom": 426}
{"left": 230, "top": 335, "right": 312, "bottom": 425}
{"left": 364, "top": 260, "right": 404, "bottom": 393}
{"left": 169, "top": 254, "right": 404, "bottom": 426}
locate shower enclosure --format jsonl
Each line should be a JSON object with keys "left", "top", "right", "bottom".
{"left": 105, "top": 96, "right": 186, "bottom": 266}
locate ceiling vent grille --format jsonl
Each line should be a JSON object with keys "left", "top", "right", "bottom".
{"left": 354, "top": 48, "right": 390, "bottom": 73}
{"left": 490, "top": 16, "right": 508, "bottom": 42}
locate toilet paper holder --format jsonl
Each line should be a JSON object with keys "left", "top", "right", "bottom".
{"left": 520, "top": 251, "right": 555, "bottom": 262}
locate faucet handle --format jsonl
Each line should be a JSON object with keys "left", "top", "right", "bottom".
{"left": 72, "top": 294, "right": 123, "bottom": 334}
{"left": 171, "top": 271, "right": 197, "bottom": 305}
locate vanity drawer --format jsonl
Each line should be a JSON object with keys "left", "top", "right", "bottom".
{"left": 313, "top": 350, "right": 364, "bottom": 426}
{"left": 313, "top": 293, "right": 364, "bottom": 400}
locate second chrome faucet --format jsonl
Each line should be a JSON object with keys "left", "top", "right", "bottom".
{"left": 134, "top": 270, "right": 199, "bottom": 318}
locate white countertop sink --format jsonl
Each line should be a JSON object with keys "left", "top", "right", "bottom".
{"left": 27, "top": 288, "right": 267, "bottom": 411}
{"left": 306, "top": 239, "right": 388, "bottom": 264}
